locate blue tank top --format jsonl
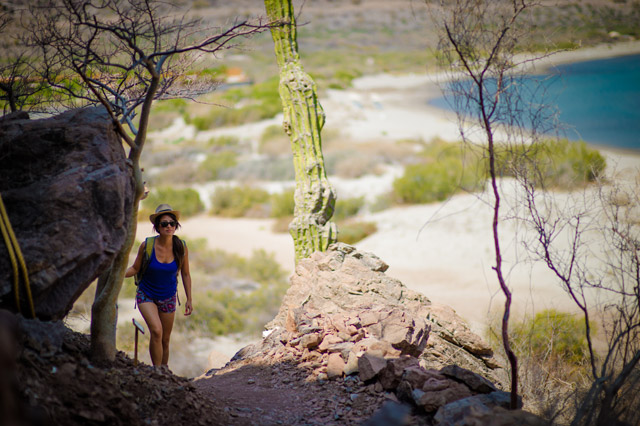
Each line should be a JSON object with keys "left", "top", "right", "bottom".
{"left": 139, "top": 245, "right": 178, "bottom": 300}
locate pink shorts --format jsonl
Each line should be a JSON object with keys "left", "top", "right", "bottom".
{"left": 136, "top": 288, "right": 177, "bottom": 313}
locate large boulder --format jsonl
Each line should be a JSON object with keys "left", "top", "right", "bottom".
{"left": 230, "top": 243, "right": 506, "bottom": 390}
{"left": 267, "top": 243, "right": 505, "bottom": 385}
{"left": 0, "top": 108, "right": 135, "bottom": 320}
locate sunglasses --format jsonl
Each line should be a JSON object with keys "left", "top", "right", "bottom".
{"left": 159, "top": 221, "right": 177, "bottom": 228}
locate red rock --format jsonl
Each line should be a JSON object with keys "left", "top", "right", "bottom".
{"left": 358, "top": 353, "right": 387, "bottom": 382}
{"left": 326, "top": 353, "right": 345, "bottom": 379}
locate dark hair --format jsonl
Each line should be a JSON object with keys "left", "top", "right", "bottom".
{"left": 152, "top": 213, "right": 185, "bottom": 270}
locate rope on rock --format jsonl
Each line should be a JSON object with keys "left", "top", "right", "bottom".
{"left": 0, "top": 193, "right": 35, "bottom": 318}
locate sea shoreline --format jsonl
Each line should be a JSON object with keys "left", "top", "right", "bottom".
{"left": 419, "top": 40, "right": 640, "bottom": 154}
{"left": 525, "top": 39, "right": 640, "bottom": 73}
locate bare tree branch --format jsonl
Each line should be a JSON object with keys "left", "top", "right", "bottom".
{"left": 22, "top": 0, "right": 273, "bottom": 363}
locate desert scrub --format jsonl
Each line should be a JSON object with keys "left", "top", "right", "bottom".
{"left": 206, "top": 135, "right": 239, "bottom": 149}
{"left": 259, "top": 124, "right": 290, "bottom": 156}
{"left": 337, "top": 221, "right": 377, "bottom": 245}
{"left": 222, "top": 157, "right": 295, "bottom": 181}
{"left": 393, "top": 141, "right": 485, "bottom": 204}
{"left": 175, "top": 248, "right": 288, "bottom": 336}
{"left": 299, "top": 49, "right": 435, "bottom": 87}
{"left": 139, "top": 187, "right": 205, "bottom": 221}
{"left": 504, "top": 309, "right": 591, "bottom": 366}
{"left": 334, "top": 196, "right": 365, "bottom": 221}
{"left": 269, "top": 187, "right": 294, "bottom": 233}
{"left": 270, "top": 194, "right": 365, "bottom": 233}
{"left": 325, "top": 149, "right": 386, "bottom": 179}
{"left": 270, "top": 194, "right": 365, "bottom": 222}
{"left": 486, "top": 309, "right": 592, "bottom": 419}
{"left": 186, "top": 76, "right": 281, "bottom": 130}
{"left": 392, "top": 139, "right": 605, "bottom": 204}
{"left": 196, "top": 151, "right": 238, "bottom": 181}
{"left": 494, "top": 139, "right": 606, "bottom": 189}
{"left": 210, "top": 185, "right": 270, "bottom": 217}
{"left": 270, "top": 188, "right": 295, "bottom": 218}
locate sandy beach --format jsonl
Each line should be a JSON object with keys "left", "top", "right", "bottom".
{"left": 145, "top": 42, "right": 640, "bottom": 336}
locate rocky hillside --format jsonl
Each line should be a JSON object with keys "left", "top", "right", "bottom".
{"left": 3, "top": 244, "right": 546, "bottom": 425}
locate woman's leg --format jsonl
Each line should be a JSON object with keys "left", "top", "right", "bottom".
{"left": 138, "top": 302, "right": 163, "bottom": 366}
{"left": 158, "top": 310, "right": 175, "bottom": 366}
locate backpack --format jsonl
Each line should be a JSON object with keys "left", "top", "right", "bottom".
{"left": 135, "top": 236, "right": 186, "bottom": 286}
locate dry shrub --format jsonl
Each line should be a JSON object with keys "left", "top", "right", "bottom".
{"left": 486, "top": 309, "right": 593, "bottom": 423}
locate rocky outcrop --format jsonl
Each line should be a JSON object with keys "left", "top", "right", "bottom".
{"left": 0, "top": 108, "right": 135, "bottom": 320}
{"left": 226, "top": 243, "right": 510, "bottom": 420}
{"left": 265, "top": 243, "right": 504, "bottom": 382}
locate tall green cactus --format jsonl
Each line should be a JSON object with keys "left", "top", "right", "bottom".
{"left": 265, "top": 0, "right": 337, "bottom": 262}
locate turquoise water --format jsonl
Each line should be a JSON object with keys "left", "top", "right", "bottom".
{"left": 430, "top": 54, "right": 640, "bottom": 151}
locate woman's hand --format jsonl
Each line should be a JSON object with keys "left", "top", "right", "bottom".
{"left": 184, "top": 299, "right": 193, "bottom": 316}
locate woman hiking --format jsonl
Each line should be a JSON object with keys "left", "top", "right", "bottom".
{"left": 125, "top": 204, "right": 193, "bottom": 370}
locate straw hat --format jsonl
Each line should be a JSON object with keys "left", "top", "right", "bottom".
{"left": 149, "top": 204, "right": 181, "bottom": 223}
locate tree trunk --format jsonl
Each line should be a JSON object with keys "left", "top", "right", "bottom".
{"left": 90, "top": 163, "right": 143, "bottom": 363}
{"left": 265, "top": 0, "right": 336, "bottom": 262}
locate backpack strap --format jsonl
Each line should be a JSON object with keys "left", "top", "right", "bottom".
{"left": 135, "top": 236, "right": 156, "bottom": 286}
{"left": 145, "top": 236, "right": 155, "bottom": 258}
{"left": 175, "top": 238, "right": 187, "bottom": 306}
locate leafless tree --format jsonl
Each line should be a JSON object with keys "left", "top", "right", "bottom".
{"left": 24, "top": 0, "right": 270, "bottom": 363}
{"left": 426, "top": 0, "right": 556, "bottom": 409}
{"left": 428, "top": 0, "right": 639, "bottom": 421}
{"left": 522, "top": 176, "right": 640, "bottom": 425}
{"left": 0, "top": 4, "right": 52, "bottom": 113}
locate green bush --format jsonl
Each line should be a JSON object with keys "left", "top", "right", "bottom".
{"left": 393, "top": 157, "right": 484, "bottom": 204}
{"left": 210, "top": 185, "right": 270, "bottom": 217}
{"left": 495, "top": 139, "right": 606, "bottom": 189}
{"left": 154, "top": 98, "right": 188, "bottom": 113}
{"left": 271, "top": 216, "right": 292, "bottom": 233}
{"left": 259, "top": 124, "right": 289, "bottom": 155}
{"left": 513, "top": 309, "right": 590, "bottom": 365}
{"left": 260, "top": 124, "right": 285, "bottom": 143}
{"left": 334, "top": 196, "right": 365, "bottom": 221}
{"left": 392, "top": 140, "right": 485, "bottom": 204}
{"left": 392, "top": 139, "right": 605, "bottom": 205}
{"left": 206, "top": 135, "right": 239, "bottom": 149}
{"left": 487, "top": 309, "right": 590, "bottom": 366}
{"left": 196, "top": 151, "right": 237, "bottom": 181}
{"left": 140, "top": 187, "right": 204, "bottom": 221}
{"left": 337, "top": 221, "right": 377, "bottom": 245}
{"left": 176, "top": 249, "right": 288, "bottom": 336}
{"left": 327, "top": 68, "right": 363, "bottom": 90}
{"left": 223, "top": 158, "right": 295, "bottom": 181}
{"left": 370, "top": 192, "right": 394, "bottom": 213}
{"left": 270, "top": 189, "right": 295, "bottom": 218}
{"left": 188, "top": 76, "right": 282, "bottom": 130}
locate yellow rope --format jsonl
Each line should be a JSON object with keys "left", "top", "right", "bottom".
{"left": 0, "top": 193, "right": 35, "bottom": 318}
{"left": 0, "top": 201, "right": 19, "bottom": 311}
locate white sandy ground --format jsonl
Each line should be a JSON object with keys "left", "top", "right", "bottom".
{"left": 110, "top": 42, "right": 640, "bottom": 374}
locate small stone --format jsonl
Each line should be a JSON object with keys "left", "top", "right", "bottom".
{"left": 359, "top": 311, "right": 380, "bottom": 327}
{"left": 327, "top": 353, "right": 346, "bottom": 379}
{"left": 358, "top": 353, "right": 387, "bottom": 382}
{"left": 300, "top": 332, "right": 322, "bottom": 349}
{"left": 344, "top": 351, "right": 359, "bottom": 376}
{"left": 378, "top": 356, "right": 420, "bottom": 391}
{"left": 327, "top": 342, "right": 354, "bottom": 359}
{"left": 440, "top": 365, "right": 497, "bottom": 394}
{"left": 319, "top": 334, "right": 343, "bottom": 351}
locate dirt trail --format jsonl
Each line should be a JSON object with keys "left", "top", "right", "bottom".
{"left": 194, "top": 361, "right": 396, "bottom": 426}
